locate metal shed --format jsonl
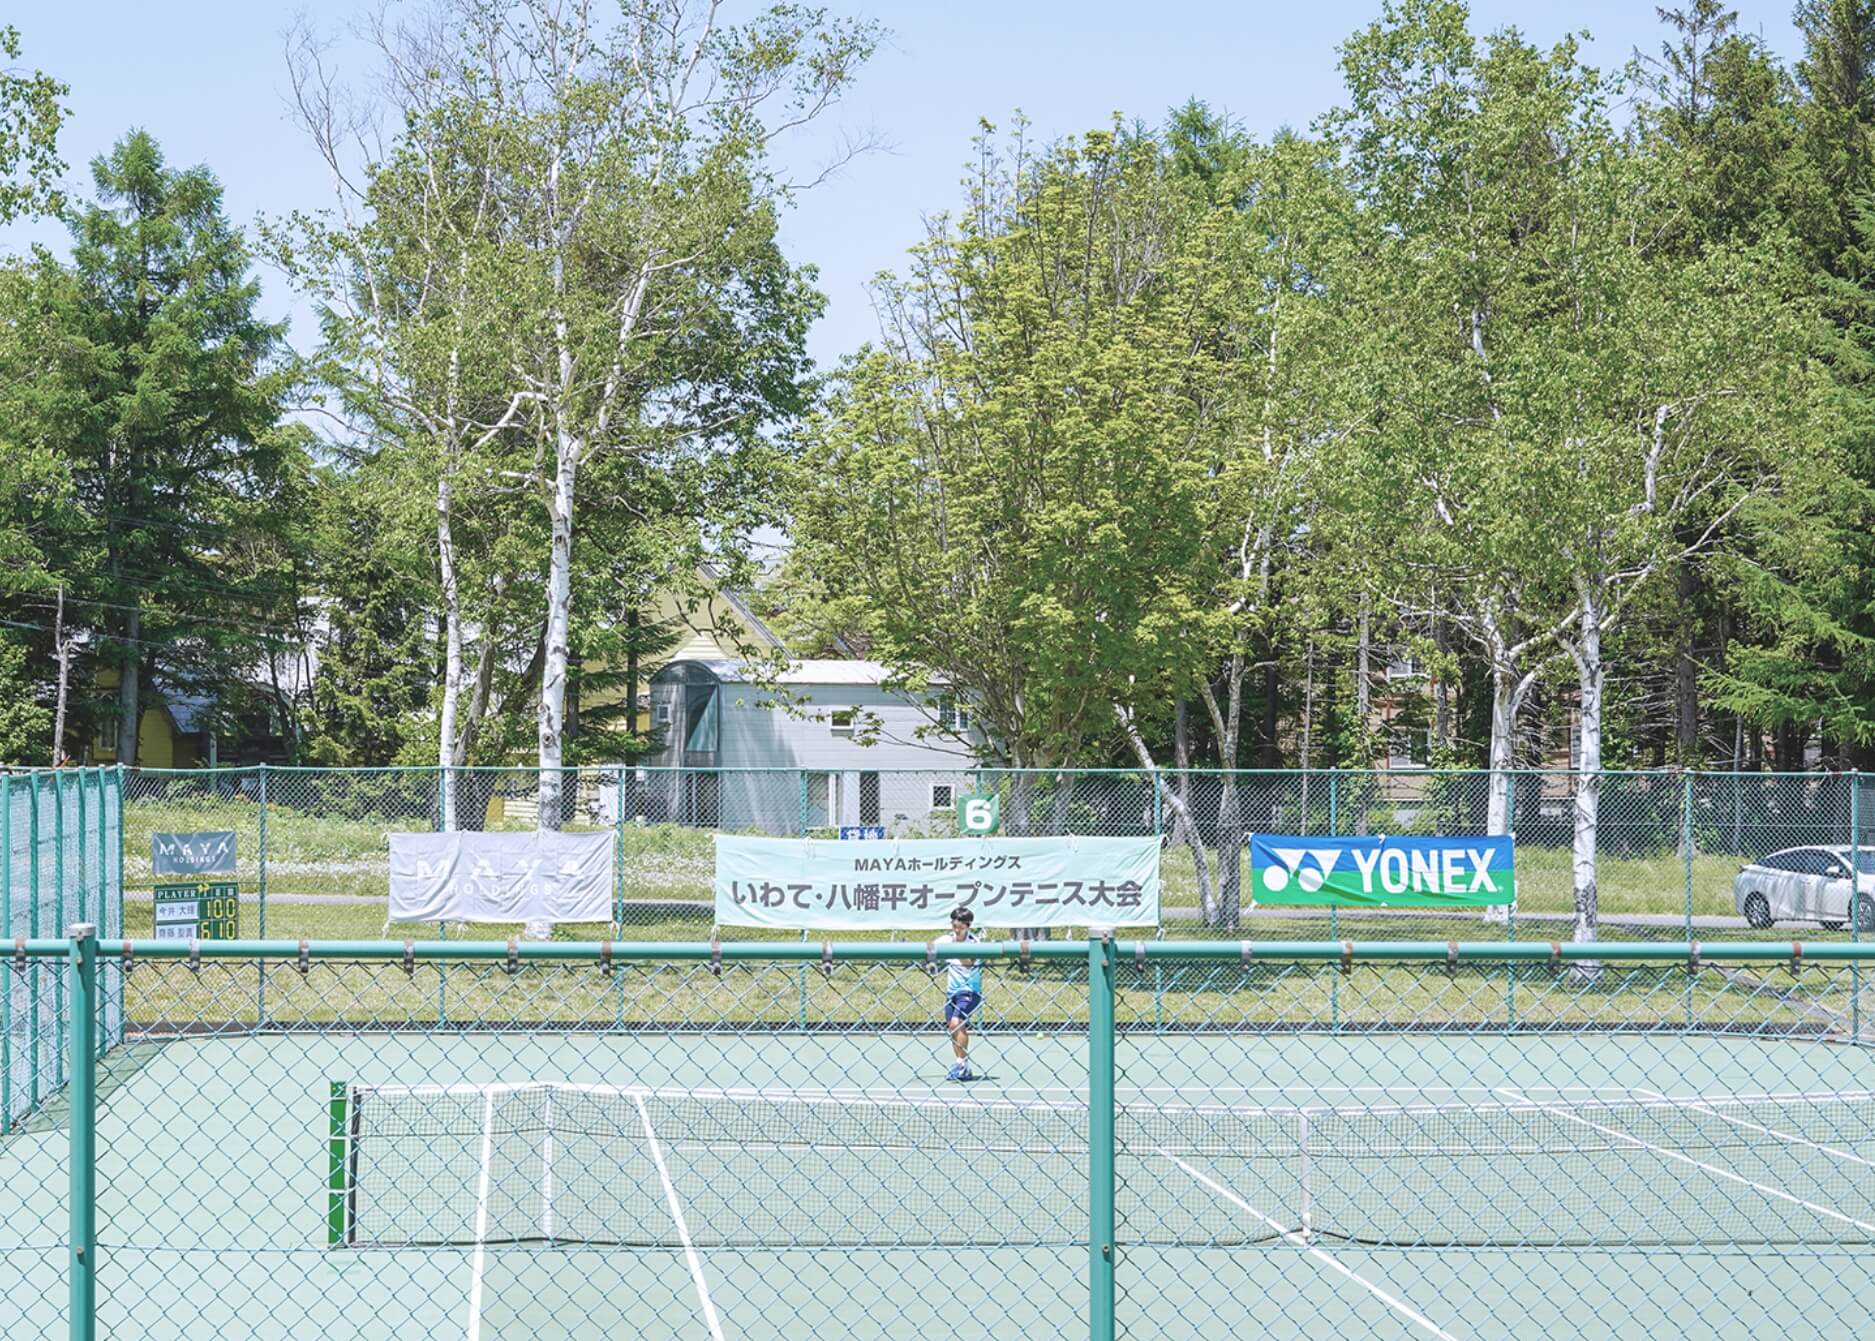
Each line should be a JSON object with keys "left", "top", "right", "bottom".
{"left": 637, "top": 659, "right": 975, "bottom": 833}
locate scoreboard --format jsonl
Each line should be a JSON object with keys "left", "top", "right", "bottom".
{"left": 153, "top": 880, "right": 241, "bottom": 940}
{"left": 150, "top": 832, "right": 241, "bottom": 940}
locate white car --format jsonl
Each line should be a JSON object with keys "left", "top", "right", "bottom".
{"left": 1732, "top": 845, "right": 1875, "bottom": 931}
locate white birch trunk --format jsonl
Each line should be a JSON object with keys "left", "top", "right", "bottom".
{"left": 538, "top": 436, "right": 577, "bottom": 832}
{"left": 1486, "top": 670, "right": 1515, "bottom": 836}
{"left": 1118, "top": 704, "right": 1216, "bottom": 924}
{"left": 1568, "top": 591, "right": 1605, "bottom": 974}
{"left": 1355, "top": 599, "right": 1371, "bottom": 836}
{"left": 437, "top": 474, "right": 464, "bottom": 831}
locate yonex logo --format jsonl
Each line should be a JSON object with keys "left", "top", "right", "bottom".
{"left": 1259, "top": 847, "right": 1346, "bottom": 893}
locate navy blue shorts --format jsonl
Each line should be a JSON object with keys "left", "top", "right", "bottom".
{"left": 944, "top": 991, "right": 982, "bottom": 1023}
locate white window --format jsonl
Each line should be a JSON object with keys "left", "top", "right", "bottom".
{"left": 829, "top": 708, "right": 856, "bottom": 739}
{"left": 653, "top": 703, "right": 673, "bottom": 727}
{"left": 808, "top": 771, "right": 839, "bottom": 826}
{"left": 936, "top": 692, "right": 965, "bottom": 732}
{"left": 930, "top": 782, "right": 955, "bottom": 810}
{"left": 1386, "top": 726, "right": 1429, "bottom": 769}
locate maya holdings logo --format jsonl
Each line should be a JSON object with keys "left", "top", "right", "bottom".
{"left": 1257, "top": 847, "right": 1346, "bottom": 894}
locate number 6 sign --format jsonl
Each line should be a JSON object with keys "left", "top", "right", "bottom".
{"left": 958, "top": 789, "right": 1001, "bottom": 836}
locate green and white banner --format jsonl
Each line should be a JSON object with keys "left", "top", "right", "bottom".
{"left": 1249, "top": 834, "right": 1515, "bottom": 907}
{"left": 715, "top": 834, "right": 1160, "bottom": 930}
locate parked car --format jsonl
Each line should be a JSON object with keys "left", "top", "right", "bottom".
{"left": 1732, "top": 846, "right": 1875, "bottom": 931}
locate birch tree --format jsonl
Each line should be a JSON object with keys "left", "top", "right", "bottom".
{"left": 1334, "top": 1, "right": 1822, "bottom": 947}
{"left": 282, "top": 0, "right": 870, "bottom": 822}
{"left": 435, "top": 0, "right": 875, "bottom": 827}
{"left": 281, "top": 11, "right": 536, "bottom": 827}
{"left": 1328, "top": 3, "right": 1590, "bottom": 843}
{"left": 1112, "top": 128, "right": 1357, "bottom": 926}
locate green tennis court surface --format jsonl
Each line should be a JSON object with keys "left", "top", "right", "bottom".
{"left": 5, "top": 1026, "right": 1874, "bottom": 1339}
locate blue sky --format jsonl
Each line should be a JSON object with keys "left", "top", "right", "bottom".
{"left": 1, "top": 1, "right": 1806, "bottom": 370}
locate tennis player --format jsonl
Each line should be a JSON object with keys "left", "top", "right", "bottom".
{"left": 937, "top": 908, "right": 982, "bottom": 1081}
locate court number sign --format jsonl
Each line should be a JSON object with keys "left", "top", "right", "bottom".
{"left": 958, "top": 789, "right": 1001, "bottom": 836}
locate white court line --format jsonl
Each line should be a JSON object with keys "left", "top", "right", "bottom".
{"left": 637, "top": 1092, "right": 727, "bottom": 1341}
{"left": 1164, "top": 1152, "right": 1461, "bottom": 1341}
{"left": 465, "top": 1091, "right": 496, "bottom": 1341}
{"left": 364, "top": 1080, "right": 1875, "bottom": 1108}
{"left": 1632, "top": 1086, "right": 1875, "bottom": 1172}
{"left": 1493, "top": 1088, "right": 1875, "bottom": 1236}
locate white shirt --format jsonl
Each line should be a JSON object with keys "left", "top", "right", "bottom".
{"left": 935, "top": 931, "right": 982, "bottom": 996}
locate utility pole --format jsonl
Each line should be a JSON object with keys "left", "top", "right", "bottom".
{"left": 51, "top": 585, "right": 78, "bottom": 765}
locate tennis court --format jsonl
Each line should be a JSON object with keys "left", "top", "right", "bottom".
{"left": 6, "top": 978, "right": 1875, "bottom": 1341}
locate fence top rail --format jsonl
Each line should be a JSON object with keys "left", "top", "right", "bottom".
{"left": 119, "top": 762, "right": 1870, "bottom": 780}
{"left": 10, "top": 935, "right": 1875, "bottom": 965}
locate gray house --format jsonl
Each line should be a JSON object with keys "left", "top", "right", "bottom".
{"left": 635, "top": 659, "right": 977, "bottom": 833}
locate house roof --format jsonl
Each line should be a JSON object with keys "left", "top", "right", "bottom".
{"left": 696, "top": 561, "right": 784, "bottom": 650}
{"left": 164, "top": 692, "right": 213, "bottom": 735}
{"left": 674, "top": 658, "right": 944, "bottom": 688}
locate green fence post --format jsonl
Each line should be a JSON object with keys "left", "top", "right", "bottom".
{"left": 75, "top": 771, "right": 87, "bottom": 928}
{"left": 1152, "top": 770, "right": 1165, "bottom": 1031}
{"left": 52, "top": 774, "right": 64, "bottom": 1089}
{"left": 1088, "top": 932, "right": 1116, "bottom": 1341}
{"left": 1329, "top": 776, "right": 1340, "bottom": 1033}
{"left": 69, "top": 921, "right": 98, "bottom": 1341}
{"left": 1, "top": 774, "right": 9, "bottom": 1129}
{"left": 257, "top": 765, "right": 268, "bottom": 1029}
{"left": 113, "top": 768, "right": 126, "bottom": 1045}
{"left": 799, "top": 928, "right": 810, "bottom": 1031}
{"left": 798, "top": 768, "right": 808, "bottom": 837}
{"left": 28, "top": 774, "right": 39, "bottom": 1111}
{"left": 1850, "top": 772, "right": 1860, "bottom": 1044}
{"left": 1505, "top": 773, "right": 1517, "bottom": 1030}
{"left": 614, "top": 767, "right": 627, "bottom": 928}
{"left": 1684, "top": 770, "right": 1696, "bottom": 1032}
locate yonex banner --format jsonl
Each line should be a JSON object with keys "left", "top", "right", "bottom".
{"left": 1249, "top": 834, "right": 1515, "bottom": 907}
{"left": 715, "top": 834, "right": 1160, "bottom": 929}
{"left": 388, "top": 832, "right": 614, "bottom": 925}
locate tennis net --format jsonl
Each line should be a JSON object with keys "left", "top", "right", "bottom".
{"left": 330, "top": 1081, "right": 1875, "bottom": 1250}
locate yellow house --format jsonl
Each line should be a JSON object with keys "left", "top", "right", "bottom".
{"left": 586, "top": 565, "right": 786, "bottom": 733}
{"left": 89, "top": 670, "right": 209, "bottom": 768}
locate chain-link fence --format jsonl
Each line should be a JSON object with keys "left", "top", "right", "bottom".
{"left": 120, "top": 766, "right": 1872, "bottom": 948}
{"left": 5, "top": 932, "right": 1874, "bottom": 1339}
{"left": 2, "top": 769, "right": 123, "bottom": 1132}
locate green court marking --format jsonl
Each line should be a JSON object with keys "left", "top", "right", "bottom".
{"left": 327, "top": 1081, "right": 347, "bottom": 1248}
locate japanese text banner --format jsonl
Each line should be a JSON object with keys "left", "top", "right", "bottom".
{"left": 1249, "top": 833, "right": 1516, "bottom": 907}
{"left": 714, "top": 834, "right": 1161, "bottom": 929}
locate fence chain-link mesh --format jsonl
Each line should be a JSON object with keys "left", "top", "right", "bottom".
{"left": 63, "top": 941, "right": 1093, "bottom": 1341}
{"left": 1114, "top": 945, "right": 1875, "bottom": 1341}
{"left": 117, "top": 766, "right": 1875, "bottom": 950}
{"left": 5, "top": 936, "right": 1875, "bottom": 1338}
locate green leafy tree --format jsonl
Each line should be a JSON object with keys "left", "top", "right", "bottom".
{"left": 0, "top": 25, "right": 65, "bottom": 223}
{"left": 37, "top": 132, "right": 304, "bottom": 763}
{"left": 1333, "top": 1, "right": 1828, "bottom": 951}
{"left": 282, "top": 0, "right": 875, "bottom": 823}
